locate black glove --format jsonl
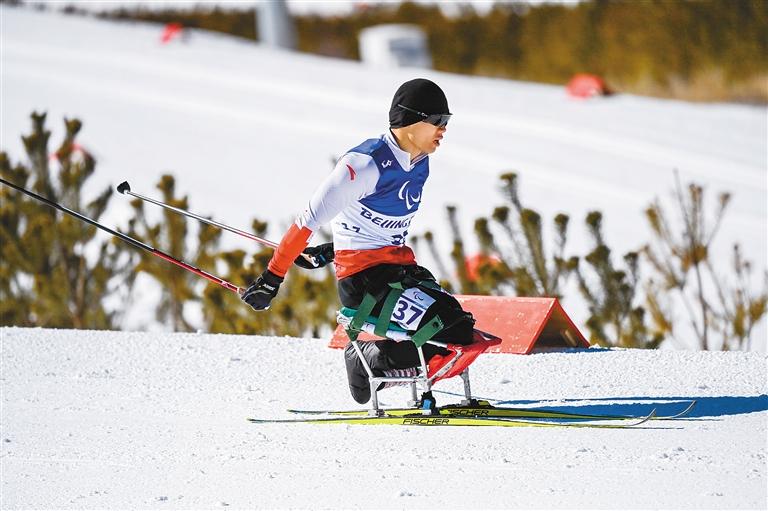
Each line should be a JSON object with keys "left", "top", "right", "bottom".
{"left": 241, "top": 270, "right": 283, "bottom": 311}
{"left": 294, "top": 242, "right": 334, "bottom": 269}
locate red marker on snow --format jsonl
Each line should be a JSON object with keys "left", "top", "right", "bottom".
{"left": 160, "top": 23, "right": 183, "bottom": 45}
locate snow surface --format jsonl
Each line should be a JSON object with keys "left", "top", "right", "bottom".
{"left": 1, "top": 6, "right": 766, "bottom": 346}
{"left": 1, "top": 326, "right": 766, "bottom": 509}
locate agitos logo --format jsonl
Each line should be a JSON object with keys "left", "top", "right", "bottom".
{"left": 398, "top": 181, "right": 422, "bottom": 210}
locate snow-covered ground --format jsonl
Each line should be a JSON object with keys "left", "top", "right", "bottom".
{"left": 1, "top": 326, "right": 766, "bottom": 509}
{"left": 1, "top": 6, "right": 766, "bottom": 347}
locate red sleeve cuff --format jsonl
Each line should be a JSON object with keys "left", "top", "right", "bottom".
{"left": 267, "top": 224, "right": 313, "bottom": 277}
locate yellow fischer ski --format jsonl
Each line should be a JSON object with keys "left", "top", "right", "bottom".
{"left": 286, "top": 400, "right": 696, "bottom": 421}
{"left": 247, "top": 409, "right": 660, "bottom": 428}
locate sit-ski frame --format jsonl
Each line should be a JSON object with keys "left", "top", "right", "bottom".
{"left": 349, "top": 337, "right": 474, "bottom": 417}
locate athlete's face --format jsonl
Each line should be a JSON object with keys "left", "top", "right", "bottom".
{"left": 407, "top": 121, "right": 447, "bottom": 155}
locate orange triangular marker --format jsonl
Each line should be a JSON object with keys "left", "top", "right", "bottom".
{"left": 328, "top": 296, "right": 589, "bottom": 354}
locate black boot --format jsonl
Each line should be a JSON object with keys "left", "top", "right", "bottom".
{"left": 344, "top": 341, "right": 391, "bottom": 404}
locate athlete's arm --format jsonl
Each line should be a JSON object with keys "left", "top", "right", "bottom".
{"left": 266, "top": 153, "right": 378, "bottom": 277}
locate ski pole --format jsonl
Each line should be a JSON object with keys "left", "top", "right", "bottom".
{"left": 1, "top": 177, "right": 243, "bottom": 295}
{"left": 117, "top": 181, "right": 278, "bottom": 248}
{"left": 117, "top": 181, "right": 318, "bottom": 266}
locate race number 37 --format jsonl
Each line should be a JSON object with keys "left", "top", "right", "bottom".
{"left": 390, "top": 288, "right": 436, "bottom": 330}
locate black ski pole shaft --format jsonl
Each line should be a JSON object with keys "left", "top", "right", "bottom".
{"left": 1, "top": 177, "right": 242, "bottom": 295}
{"left": 117, "top": 181, "right": 278, "bottom": 249}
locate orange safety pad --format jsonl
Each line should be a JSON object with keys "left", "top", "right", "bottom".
{"left": 328, "top": 296, "right": 589, "bottom": 354}
{"left": 427, "top": 330, "right": 502, "bottom": 382}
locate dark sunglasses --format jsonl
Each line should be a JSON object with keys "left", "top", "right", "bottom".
{"left": 397, "top": 104, "right": 452, "bottom": 128}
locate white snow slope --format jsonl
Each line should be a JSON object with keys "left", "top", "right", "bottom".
{"left": 1, "top": 326, "right": 766, "bottom": 509}
{"left": 1, "top": 6, "right": 766, "bottom": 347}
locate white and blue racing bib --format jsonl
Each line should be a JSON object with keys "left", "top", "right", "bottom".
{"left": 389, "top": 288, "right": 436, "bottom": 331}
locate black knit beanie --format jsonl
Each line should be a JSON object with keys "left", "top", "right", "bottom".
{"left": 389, "top": 78, "right": 450, "bottom": 128}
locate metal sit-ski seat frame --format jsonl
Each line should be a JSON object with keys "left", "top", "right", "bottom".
{"left": 347, "top": 336, "right": 475, "bottom": 417}
{"left": 338, "top": 280, "right": 482, "bottom": 417}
